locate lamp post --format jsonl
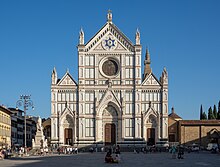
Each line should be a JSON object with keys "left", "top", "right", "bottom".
{"left": 16, "top": 95, "right": 34, "bottom": 154}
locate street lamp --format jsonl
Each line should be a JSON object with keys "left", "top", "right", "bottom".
{"left": 16, "top": 95, "right": 34, "bottom": 154}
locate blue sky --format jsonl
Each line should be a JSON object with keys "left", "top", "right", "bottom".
{"left": 0, "top": 0, "right": 220, "bottom": 119}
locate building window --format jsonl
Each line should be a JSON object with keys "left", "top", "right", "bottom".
{"left": 85, "top": 92, "right": 94, "bottom": 101}
{"left": 58, "top": 93, "right": 61, "bottom": 101}
{"left": 125, "top": 56, "right": 133, "bottom": 66}
{"left": 125, "top": 92, "right": 133, "bottom": 101}
{"left": 66, "top": 93, "right": 69, "bottom": 102}
{"left": 125, "top": 118, "right": 134, "bottom": 137}
{"left": 85, "top": 119, "right": 95, "bottom": 137}
{"left": 85, "top": 55, "right": 94, "bottom": 66}
{"left": 125, "top": 68, "right": 133, "bottom": 79}
{"left": 125, "top": 104, "right": 133, "bottom": 114}
{"left": 85, "top": 103, "right": 94, "bottom": 114}
{"left": 85, "top": 68, "right": 94, "bottom": 79}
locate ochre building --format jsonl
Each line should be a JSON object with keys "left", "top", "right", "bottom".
{"left": 0, "top": 106, "right": 12, "bottom": 149}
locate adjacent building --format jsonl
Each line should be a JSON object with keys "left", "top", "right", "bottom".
{"left": 9, "top": 108, "right": 37, "bottom": 148}
{"left": 0, "top": 105, "right": 12, "bottom": 149}
{"left": 168, "top": 107, "right": 220, "bottom": 147}
{"left": 51, "top": 11, "right": 169, "bottom": 148}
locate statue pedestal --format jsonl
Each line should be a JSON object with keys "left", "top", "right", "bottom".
{"left": 32, "top": 117, "right": 48, "bottom": 149}
{"left": 32, "top": 130, "right": 47, "bottom": 149}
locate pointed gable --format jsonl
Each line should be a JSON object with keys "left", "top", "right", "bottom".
{"left": 85, "top": 23, "right": 134, "bottom": 52}
{"left": 57, "top": 72, "right": 77, "bottom": 86}
{"left": 142, "top": 73, "right": 161, "bottom": 86}
{"left": 97, "top": 89, "right": 121, "bottom": 114}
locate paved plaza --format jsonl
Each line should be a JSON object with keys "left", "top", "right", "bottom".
{"left": 0, "top": 152, "right": 220, "bottom": 167}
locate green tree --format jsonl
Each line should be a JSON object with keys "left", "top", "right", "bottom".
{"left": 208, "top": 107, "right": 215, "bottom": 120}
{"left": 200, "top": 105, "right": 203, "bottom": 120}
{"left": 217, "top": 100, "right": 220, "bottom": 119}
{"left": 213, "top": 105, "right": 217, "bottom": 119}
{"left": 202, "top": 111, "right": 207, "bottom": 120}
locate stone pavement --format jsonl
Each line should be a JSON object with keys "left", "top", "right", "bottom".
{"left": 0, "top": 152, "right": 220, "bottom": 167}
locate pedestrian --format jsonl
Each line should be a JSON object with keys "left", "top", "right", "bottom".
{"left": 75, "top": 147, "right": 78, "bottom": 154}
{"left": 40, "top": 148, "right": 44, "bottom": 156}
{"left": 57, "top": 147, "right": 61, "bottom": 155}
{"left": 171, "top": 146, "right": 176, "bottom": 159}
{"left": 177, "top": 145, "right": 184, "bottom": 159}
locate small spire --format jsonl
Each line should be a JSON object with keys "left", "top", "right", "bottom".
{"left": 52, "top": 67, "right": 57, "bottom": 84}
{"left": 107, "top": 9, "right": 112, "bottom": 23}
{"left": 52, "top": 67, "right": 57, "bottom": 74}
{"left": 163, "top": 67, "right": 167, "bottom": 74}
{"left": 144, "top": 48, "right": 151, "bottom": 65}
{"left": 135, "top": 28, "right": 140, "bottom": 45}
{"left": 66, "top": 68, "right": 69, "bottom": 73}
{"left": 143, "top": 47, "right": 152, "bottom": 78}
{"left": 79, "top": 27, "right": 84, "bottom": 45}
{"left": 171, "top": 107, "right": 175, "bottom": 113}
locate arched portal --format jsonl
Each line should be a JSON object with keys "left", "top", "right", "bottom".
{"left": 145, "top": 114, "right": 158, "bottom": 146}
{"left": 103, "top": 105, "right": 117, "bottom": 145}
{"left": 96, "top": 103, "right": 120, "bottom": 146}
{"left": 60, "top": 114, "right": 75, "bottom": 146}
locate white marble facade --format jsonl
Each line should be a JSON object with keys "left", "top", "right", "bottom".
{"left": 51, "top": 11, "right": 168, "bottom": 147}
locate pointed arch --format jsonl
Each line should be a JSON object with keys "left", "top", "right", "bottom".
{"left": 97, "top": 101, "right": 121, "bottom": 118}
{"left": 143, "top": 106, "right": 159, "bottom": 122}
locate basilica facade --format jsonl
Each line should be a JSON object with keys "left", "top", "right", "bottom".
{"left": 50, "top": 11, "right": 168, "bottom": 148}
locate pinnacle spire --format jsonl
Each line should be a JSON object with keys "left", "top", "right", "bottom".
{"left": 135, "top": 28, "right": 140, "bottom": 45}
{"left": 52, "top": 67, "right": 57, "bottom": 74}
{"left": 107, "top": 9, "right": 112, "bottom": 23}
{"left": 79, "top": 27, "right": 84, "bottom": 45}
{"left": 52, "top": 67, "right": 58, "bottom": 84}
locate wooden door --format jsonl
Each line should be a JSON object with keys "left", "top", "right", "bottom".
{"left": 147, "top": 128, "right": 155, "bottom": 146}
{"left": 169, "top": 134, "right": 175, "bottom": 142}
{"left": 105, "top": 123, "right": 116, "bottom": 145}
{"left": 64, "top": 128, "right": 73, "bottom": 145}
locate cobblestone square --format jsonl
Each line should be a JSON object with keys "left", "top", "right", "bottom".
{"left": 1, "top": 152, "right": 220, "bottom": 167}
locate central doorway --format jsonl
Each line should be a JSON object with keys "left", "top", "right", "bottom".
{"left": 147, "top": 128, "right": 155, "bottom": 146}
{"left": 64, "top": 128, "right": 73, "bottom": 145}
{"left": 105, "top": 123, "right": 116, "bottom": 145}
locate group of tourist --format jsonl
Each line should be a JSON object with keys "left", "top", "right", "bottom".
{"left": 170, "top": 145, "right": 184, "bottom": 159}
{"left": 39, "top": 147, "right": 49, "bottom": 156}
{"left": 57, "top": 147, "right": 78, "bottom": 155}
{"left": 0, "top": 148, "right": 12, "bottom": 159}
{"left": 105, "top": 145, "right": 120, "bottom": 163}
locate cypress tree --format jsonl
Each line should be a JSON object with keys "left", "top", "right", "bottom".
{"left": 202, "top": 111, "right": 207, "bottom": 120}
{"left": 217, "top": 101, "right": 220, "bottom": 120}
{"left": 208, "top": 107, "right": 214, "bottom": 120}
{"left": 213, "top": 105, "right": 217, "bottom": 119}
{"left": 200, "top": 105, "right": 203, "bottom": 120}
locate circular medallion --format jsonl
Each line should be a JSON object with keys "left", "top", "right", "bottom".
{"left": 99, "top": 57, "right": 119, "bottom": 78}
{"left": 102, "top": 59, "right": 118, "bottom": 76}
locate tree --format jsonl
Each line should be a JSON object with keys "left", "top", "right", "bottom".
{"left": 213, "top": 105, "right": 217, "bottom": 119}
{"left": 217, "top": 100, "right": 220, "bottom": 120}
{"left": 200, "top": 105, "right": 203, "bottom": 120}
{"left": 208, "top": 107, "right": 215, "bottom": 120}
{"left": 202, "top": 111, "right": 207, "bottom": 120}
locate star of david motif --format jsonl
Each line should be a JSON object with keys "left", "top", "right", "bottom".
{"left": 102, "top": 35, "right": 117, "bottom": 50}
{"left": 105, "top": 37, "right": 115, "bottom": 49}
